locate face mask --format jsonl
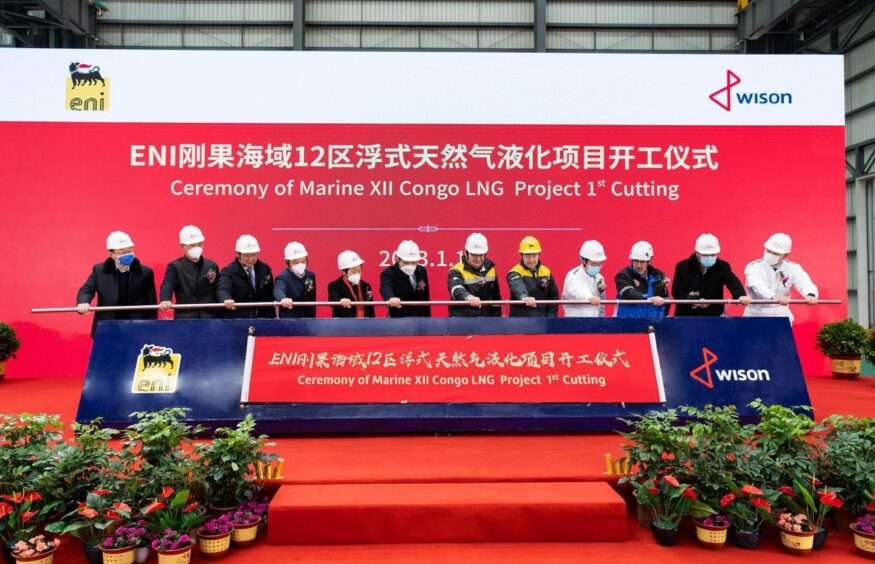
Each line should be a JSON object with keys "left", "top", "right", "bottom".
{"left": 187, "top": 247, "right": 203, "bottom": 260}
{"left": 586, "top": 265, "right": 601, "bottom": 277}
{"left": 291, "top": 263, "right": 307, "bottom": 276}
{"left": 400, "top": 264, "right": 417, "bottom": 276}
{"left": 700, "top": 256, "right": 717, "bottom": 269}
{"left": 347, "top": 273, "right": 361, "bottom": 285}
{"left": 763, "top": 251, "right": 782, "bottom": 266}
{"left": 117, "top": 253, "right": 135, "bottom": 267}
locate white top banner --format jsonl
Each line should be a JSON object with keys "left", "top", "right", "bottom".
{"left": 0, "top": 49, "right": 844, "bottom": 126}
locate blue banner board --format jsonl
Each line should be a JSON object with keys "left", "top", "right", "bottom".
{"left": 76, "top": 318, "right": 810, "bottom": 433}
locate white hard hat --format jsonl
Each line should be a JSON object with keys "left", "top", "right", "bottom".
{"left": 629, "top": 241, "right": 653, "bottom": 261}
{"left": 106, "top": 231, "right": 134, "bottom": 250}
{"left": 396, "top": 240, "right": 421, "bottom": 262}
{"left": 179, "top": 225, "right": 204, "bottom": 245}
{"left": 235, "top": 234, "right": 260, "bottom": 253}
{"left": 765, "top": 233, "right": 792, "bottom": 254}
{"left": 337, "top": 250, "right": 364, "bottom": 270}
{"left": 579, "top": 240, "right": 607, "bottom": 262}
{"left": 695, "top": 233, "right": 721, "bottom": 254}
{"left": 284, "top": 241, "right": 308, "bottom": 261}
{"left": 465, "top": 233, "right": 489, "bottom": 254}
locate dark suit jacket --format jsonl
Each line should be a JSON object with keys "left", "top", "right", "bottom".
{"left": 216, "top": 259, "right": 275, "bottom": 319}
{"left": 379, "top": 264, "right": 431, "bottom": 318}
{"left": 76, "top": 258, "right": 157, "bottom": 337}
{"left": 159, "top": 256, "right": 220, "bottom": 319}
{"left": 327, "top": 276, "right": 376, "bottom": 318}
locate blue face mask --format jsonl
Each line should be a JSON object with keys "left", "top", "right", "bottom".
{"left": 586, "top": 265, "right": 601, "bottom": 277}
{"left": 699, "top": 256, "right": 717, "bottom": 269}
{"left": 118, "top": 253, "right": 135, "bottom": 266}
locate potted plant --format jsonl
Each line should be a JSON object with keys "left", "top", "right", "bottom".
{"left": 719, "top": 482, "right": 776, "bottom": 550}
{"left": 150, "top": 530, "right": 193, "bottom": 564}
{"left": 99, "top": 525, "right": 139, "bottom": 564}
{"left": 0, "top": 491, "right": 61, "bottom": 562}
{"left": 850, "top": 513, "right": 875, "bottom": 559}
{"left": 0, "top": 323, "right": 21, "bottom": 382}
{"left": 230, "top": 504, "right": 263, "bottom": 548}
{"left": 778, "top": 480, "right": 844, "bottom": 550}
{"left": 194, "top": 415, "right": 275, "bottom": 511}
{"left": 814, "top": 415, "right": 875, "bottom": 527}
{"left": 776, "top": 512, "right": 815, "bottom": 556}
{"left": 141, "top": 487, "right": 204, "bottom": 540}
{"left": 45, "top": 490, "right": 130, "bottom": 564}
{"left": 692, "top": 514, "right": 730, "bottom": 551}
{"left": 630, "top": 474, "right": 714, "bottom": 546}
{"left": 197, "top": 513, "right": 234, "bottom": 560}
{"left": 815, "top": 318, "right": 869, "bottom": 379}
{"left": 9, "top": 536, "right": 59, "bottom": 564}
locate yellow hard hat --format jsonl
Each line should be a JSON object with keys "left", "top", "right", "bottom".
{"left": 519, "top": 236, "right": 542, "bottom": 253}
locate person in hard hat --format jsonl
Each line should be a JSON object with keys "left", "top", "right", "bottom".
{"left": 743, "top": 233, "right": 818, "bottom": 323}
{"left": 447, "top": 233, "right": 501, "bottom": 317}
{"left": 216, "top": 234, "right": 275, "bottom": 318}
{"left": 76, "top": 231, "right": 157, "bottom": 337}
{"left": 328, "top": 250, "right": 375, "bottom": 318}
{"left": 672, "top": 233, "right": 750, "bottom": 316}
{"left": 274, "top": 241, "right": 317, "bottom": 318}
{"left": 563, "top": 240, "right": 607, "bottom": 318}
{"left": 379, "top": 240, "right": 431, "bottom": 318}
{"left": 158, "top": 225, "right": 220, "bottom": 319}
{"left": 507, "top": 236, "right": 559, "bottom": 317}
{"left": 614, "top": 241, "right": 670, "bottom": 318}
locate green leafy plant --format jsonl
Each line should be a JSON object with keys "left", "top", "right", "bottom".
{"left": 631, "top": 474, "right": 713, "bottom": 530}
{"left": 0, "top": 491, "right": 60, "bottom": 545}
{"left": 720, "top": 481, "right": 777, "bottom": 533}
{"left": 141, "top": 487, "right": 204, "bottom": 535}
{"left": 0, "top": 413, "right": 64, "bottom": 494}
{"left": 0, "top": 323, "right": 21, "bottom": 362}
{"left": 815, "top": 319, "right": 868, "bottom": 358}
{"left": 195, "top": 414, "right": 275, "bottom": 508}
{"left": 619, "top": 409, "right": 689, "bottom": 486}
{"left": 45, "top": 490, "right": 131, "bottom": 546}
{"left": 748, "top": 400, "right": 817, "bottom": 487}
{"left": 814, "top": 415, "right": 875, "bottom": 514}
{"left": 778, "top": 479, "right": 843, "bottom": 531}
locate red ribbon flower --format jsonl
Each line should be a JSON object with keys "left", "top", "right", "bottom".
{"left": 103, "top": 510, "right": 121, "bottom": 520}
{"left": 2, "top": 493, "right": 24, "bottom": 504}
{"left": 750, "top": 497, "right": 771, "bottom": 512}
{"left": 91, "top": 489, "right": 111, "bottom": 496}
{"left": 865, "top": 502, "right": 875, "bottom": 511}
{"left": 112, "top": 502, "right": 131, "bottom": 513}
{"left": 22, "top": 492, "right": 41, "bottom": 503}
{"left": 78, "top": 508, "right": 99, "bottom": 519}
{"left": 660, "top": 451, "right": 675, "bottom": 461}
{"left": 0, "top": 503, "right": 14, "bottom": 518}
{"left": 720, "top": 493, "right": 736, "bottom": 507}
{"left": 740, "top": 485, "right": 763, "bottom": 496}
{"left": 20, "top": 510, "right": 37, "bottom": 523}
{"left": 663, "top": 475, "right": 680, "bottom": 488}
{"left": 646, "top": 487, "right": 659, "bottom": 496}
{"left": 183, "top": 502, "right": 199, "bottom": 514}
{"left": 681, "top": 488, "right": 697, "bottom": 500}
{"left": 778, "top": 486, "right": 796, "bottom": 496}
{"left": 159, "top": 487, "right": 174, "bottom": 499}
{"left": 819, "top": 491, "right": 844, "bottom": 509}
{"left": 143, "top": 501, "right": 165, "bottom": 515}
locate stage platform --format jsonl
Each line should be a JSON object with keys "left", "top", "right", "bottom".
{"left": 2, "top": 374, "right": 873, "bottom": 562}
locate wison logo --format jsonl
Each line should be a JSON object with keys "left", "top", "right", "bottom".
{"left": 689, "top": 347, "right": 771, "bottom": 389}
{"left": 708, "top": 70, "right": 793, "bottom": 111}
{"left": 65, "top": 62, "right": 110, "bottom": 112}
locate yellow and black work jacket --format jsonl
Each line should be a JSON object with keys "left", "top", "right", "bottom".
{"left": 506, "top": 261, "right": 559, "bottom": 317}
{"left": 447, "top": 257, "right": 501, "bottom": 317}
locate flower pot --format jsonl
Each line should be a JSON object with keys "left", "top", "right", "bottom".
{"left": 83, "top": 543, "right": 103, "bottom": 564}
{"left": 694, "top": 519, "right": 729, "bottom": 550}
{"left": 651, "top": 523, "right": 680, "bottom": 547}
{"left": 831, "top": 507, "right": 853, "bottom": 532}
{"left": 829, "top": 355, "right": 861, "bottom": 379}
{"left": 197, "top": 529, "right": 232, "bottom": 560}
{"left": 100, "top": 545, "right": 136, "bottom": 564}
{"left": 12, "top": 547, "right": 57, "bottom": 564}
{"left": 231, "top": 517, "right": 260, "bottom": 547}
{"left": 732, "top": 528, "right": 761, "bottom": 550}
{"left": 155, "top": 545, "right": 192, "bottom": 564}
{"left": 134, "top": 547, "right": 149, "bottom": 564}
{"left": 636, "top": 501, "right": 653, "bottom": 529}
{"left": 779, "top": 526, "right": 815, "bottom": 556}
{"left": 851, "top": 524, "right": 875, "bottom": 560}
{"left": 812, "top": 526, "right": 828, "bottom": 550}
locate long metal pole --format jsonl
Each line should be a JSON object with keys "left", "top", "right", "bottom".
{"left": 31, "top": 299, "right": 842, "bottom": 313}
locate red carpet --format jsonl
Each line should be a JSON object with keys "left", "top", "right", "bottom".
{"left": 2, "top": 374, "right": 873, "bottom": 562}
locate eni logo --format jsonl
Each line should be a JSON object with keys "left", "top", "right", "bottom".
{"left": 131, "top": 344, "right": 181, "bottom": 394}
{"left": 65, "top": 62, "right": 109, "bottom": 112}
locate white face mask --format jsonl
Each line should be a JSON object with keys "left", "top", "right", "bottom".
{"left": 399, "top": 264, "right": 417, "bottom": 276}
{"left": 291, "top": 263, "right": 307, "bottom": 276}
{"left": 187, "top": 247, "right": 203, "bottom": 260}
{"left": 763, "top": 251, "right": 782, "bottom": 266}
{"left": 347, "top": 273, "right": 361, "bottom": 285}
